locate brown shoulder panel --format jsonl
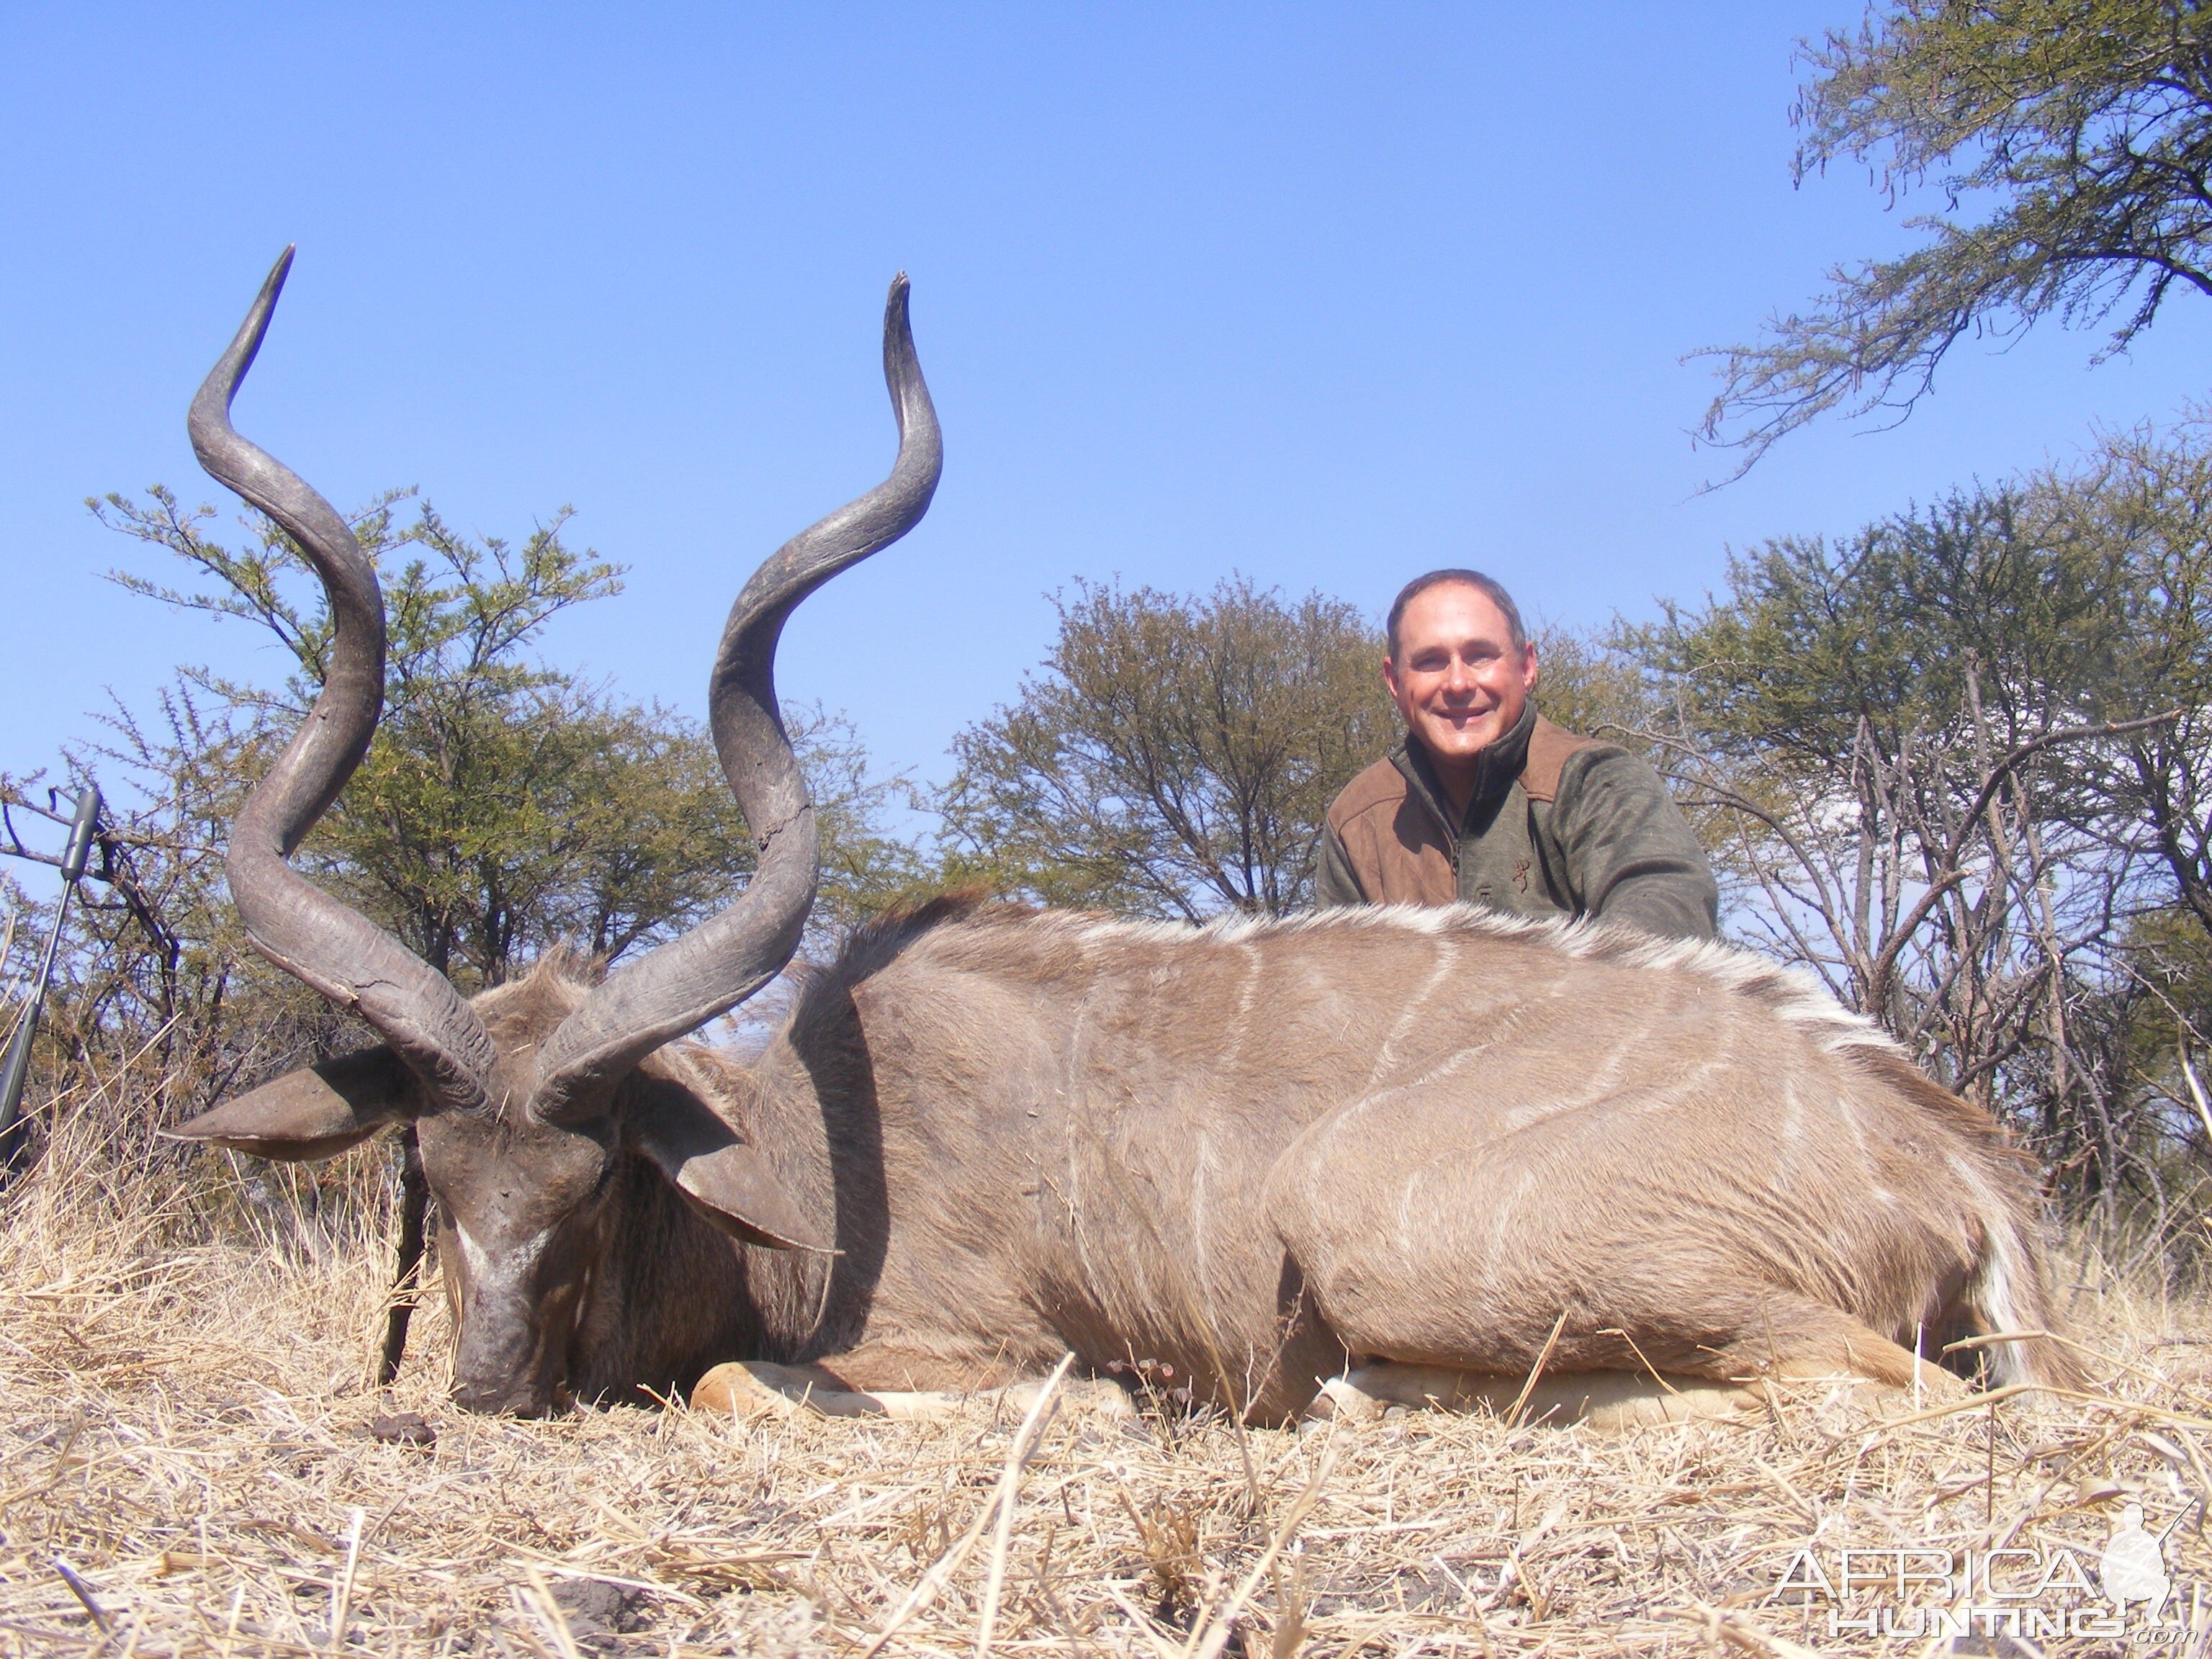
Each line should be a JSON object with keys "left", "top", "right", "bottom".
{"left": 1325, "top": 757, "right": 1413, "bottom": 835}
{"left": 1519, "top": 716, "right": 1599, "bottom": 804}
{"left": 1324, "top": 757, "right": 1457, "bottom": 907}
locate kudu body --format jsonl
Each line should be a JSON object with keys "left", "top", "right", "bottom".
{"left": 171, "top": 254, "right": 2077, "bottom": 1422}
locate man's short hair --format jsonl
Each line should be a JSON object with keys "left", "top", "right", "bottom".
{"left": 1385, "top": 569, "right": 1527, "bottom": 660}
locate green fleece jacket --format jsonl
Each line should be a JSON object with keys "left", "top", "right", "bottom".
{"left": 1314, "top": 704, "right": 1718, "bottom": 941}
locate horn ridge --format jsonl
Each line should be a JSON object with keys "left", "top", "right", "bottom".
{"left": 193, "top": 248, "right": 495, "bottom": 1113}
{"left": 530, "top": 274, "right": 943, "bottom": 1122}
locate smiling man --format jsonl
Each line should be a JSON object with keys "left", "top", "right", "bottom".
{"left": 1316, "top": 569, "right": 1717, "bottom": 940}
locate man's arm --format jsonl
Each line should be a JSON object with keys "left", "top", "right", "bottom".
{"left": 1313, "top": 819, "right": 1370, "bottom": 907}
{"left": 1551, "top": 747, "right": 1718, "bottom": 941}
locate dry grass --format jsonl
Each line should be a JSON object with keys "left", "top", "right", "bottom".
{"left": 4, "top": 1119, "right": 2212, "bottom": 1656}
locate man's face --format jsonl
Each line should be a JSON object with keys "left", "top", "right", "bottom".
{"left": 1382, "top": 582, "right": 1540, "bottom": 767}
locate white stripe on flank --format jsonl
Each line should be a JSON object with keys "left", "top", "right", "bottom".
{"left": 1367, "top": 939, "right": 1460, "bottom": 1088}
{"left": 1217, "top": 942, "right": 1262, "bottom": 1071}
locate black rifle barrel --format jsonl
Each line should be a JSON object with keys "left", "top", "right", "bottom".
{"left": 0, "top": 786, "right": 104, "bottom": 1172}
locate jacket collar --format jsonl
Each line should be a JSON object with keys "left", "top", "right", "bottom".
{"left": 1391, "top": 701, "right": 1537, "bottom": 838}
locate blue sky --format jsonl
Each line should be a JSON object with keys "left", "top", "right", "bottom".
{"left": 5, "top": 5, "right": 2210, "bottom": 824}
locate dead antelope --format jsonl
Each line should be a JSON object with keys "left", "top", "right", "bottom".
{"left": 169, "top": 252, "right": 2080, "bottom": 1426}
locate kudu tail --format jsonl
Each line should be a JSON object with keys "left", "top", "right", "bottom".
{"left": 1961, "top": 1192, "right": 2082, "bottom": 1391}
{"left": 1853, "top": 1047, "right": 2082, "bottom": 1393}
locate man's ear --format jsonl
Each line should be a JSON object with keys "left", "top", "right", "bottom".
{"left": 626, "top": 1074, "right": 835, "bottom": 1254}
{"left": 163, "top": 1046, "right": 414, "bottom": 1162}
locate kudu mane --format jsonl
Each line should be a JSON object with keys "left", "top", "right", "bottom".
{"left": 803, "top": 895, "right": 2012, "bottom": 1154}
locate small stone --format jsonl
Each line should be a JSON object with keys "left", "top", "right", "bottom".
{"left": 551, "top": 1577, "right": 647, "bottom": 1632}
{"left": 367, "top": 1411, "right": 436, "bottom": 1449}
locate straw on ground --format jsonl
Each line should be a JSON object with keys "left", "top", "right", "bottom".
{"left": 1, "top": 1118, "right": 2208, "bottom": 1655}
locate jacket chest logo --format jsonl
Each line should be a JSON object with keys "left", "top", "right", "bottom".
{"left": 1514, "top": 858, "right": 1531, "bottom": 894}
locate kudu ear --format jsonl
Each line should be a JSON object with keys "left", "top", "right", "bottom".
{"left": 163, "top": 1046, "right": 414, "bottom": 1162}
{"left": 626, "top": 1076, "right": 833, "bottom": 1254}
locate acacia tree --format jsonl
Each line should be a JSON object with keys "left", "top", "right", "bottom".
{"left": 92, "top": 487, "right": 766, "bottom": 991}
{"left": 91, "top": 487, "right": 922, "bottom": 973}
{"left": 2051, "top": 424, "right": 2212, "bottom": 945}
{"left": 1624, "top": 485, "right": 2192, "bottom": 1237}
{"left": 2036, "top": 424, "right": 2212, "bottom": 1251}
{"left": 941, "top": 578, "right": 1398, "bottom": 919}
{"left": 1703, "top": 0, "right": 2212, "bottom": 471}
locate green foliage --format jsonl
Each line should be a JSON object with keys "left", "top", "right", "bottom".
{"left": 2046, "top": 423, "right": 2212, "bottom": 940}
{"left": 94, "top": 487, "right": 761, "bottom": 988}
{"left": 86, "top": 489, "right": 926, "bottom": 984}
{"left": 1703, "top": 0, "right": 2212, "bottom": 469}
{"left": 1521, "top": 623, "right": 1662, "bottom": 752}
{"left": 940, "top": 577, "right": 1397, "bottom": 919}
{"left": 1634, "top": 487, "right": 2130, "bottom": 762}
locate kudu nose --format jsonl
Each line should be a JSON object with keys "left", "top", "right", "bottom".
{"left": 451, "top": 1377, "right": 557, "bottom": 1417}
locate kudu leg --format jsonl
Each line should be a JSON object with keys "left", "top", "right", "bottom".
{"left": 1303, "top": 1344, "right": 1962, "bottom": 1431}
{"left": 1267, "top": 1080, "right": 1969, "bottom": 1421}
{"left": 1285, "top": 1292, "right": 1953, "bottom": 1425}
{"left": 689, "top": 1360, "right": 1134, "bottom": 1423}
{"left": 376, "top": 1126, "right": 431, "bottom": 1388}
{"left": 1304, "top": 1364, "right": 1762, "bottom": 1430}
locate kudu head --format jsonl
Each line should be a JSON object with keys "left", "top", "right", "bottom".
{"left": 165, "top": 249, "right": 940, "bottom": 1413}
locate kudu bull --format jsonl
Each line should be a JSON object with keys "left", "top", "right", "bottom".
{"left": 169, "top": 251, "right": 2078, "bottom": 1424}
